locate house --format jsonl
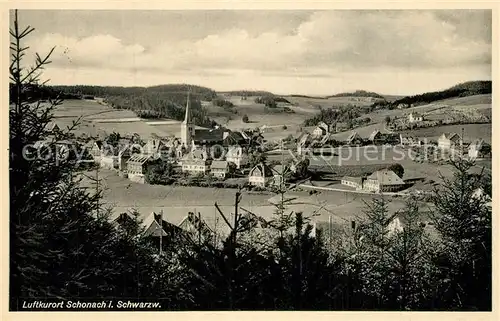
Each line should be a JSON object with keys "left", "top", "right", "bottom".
{"left": 222, "top": 131, "right": 247, "bottom": 146}
{"left": 48, "top": 122, "right": 60, "bottom": 132}
{"left": 399, "top": 135, "right": 423, "bottom": 147}
{"left": 438, "top": 133, "right": 462, "bottom": 151}
{"left": 363, "top": 169, "right": 407, "bottom": 193}
{"left": 312, "top": 122, "right": 331, "bottom": 137}
{"left": 345, "top": 131, "right": 363, "bottom": 146}
{"left": 341, "top": 176, "right": 364, "bottom": 190}
{"left": 141, "top": 212, "right": 189, "bottom": 250}
{"left": 211, "top": 160, "right": 230, "bottom": 178}
{"left": 118, "top": 145, "right": 131, "bottom": 171}
{"left": 225, "top": 145, "right": 248, "bottom": 169}
{"left": 181, "top": 149, "right": 212, "bottom": 175}
{"left": 178, "top": 212, "right": 215, "bottom": 244}
{"left": 468, "top": 139, "right": 491, "bottom": 159}
{"left": 368, "top": 130, "right": 383, "bottom": 144}
{"left": 143, "top": 139, "right": 169, "bottom": 159}
{"left": 126, "top": 154, "right": 153, "bottom": 184}
{"left": 248, "top": 163, "right": 274, "bottom": 187}
{"left": 193, "top": 128, "right": 225, "bottom": 147}
{"left": 408, "top": 112, "right": 424, "bottom": 123}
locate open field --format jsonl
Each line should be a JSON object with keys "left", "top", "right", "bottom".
{"left": 51, "top": 99, "right": 170, "bottom": 138}
{"left": 399, "top": 123, "right": 492, "bottom": 143}
{"left": 78, "top": 168, "right": 422, "bottom": 229}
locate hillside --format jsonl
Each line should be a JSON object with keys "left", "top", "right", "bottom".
{"left": 391, "top": 80, "right": 492, "bottom": 107}
{"left": 49, "top": 84, "right": 219, "bottom": 128}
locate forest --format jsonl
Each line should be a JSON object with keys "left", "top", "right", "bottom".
{"left": 390, "top": 81, "right": 492, "bottom": 107}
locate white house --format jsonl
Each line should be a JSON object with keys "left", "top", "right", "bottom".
{"left": 468, "top": 139, "right": 491, "bottom": 159}
{"left": 225, "top": 145, "right": 248, "bottom": 169}
{"left": 437, "top": 133, "right": 461, "bottom": 151}
{"left": 408, "top": 112, "right": 424, "bottom": 123}
{"left": 210, "top": 160, "right": 230, "bottom": 179}
{"left": 248, "top": 163, "right": 274, "bottom": 187}
{"left": 312, "top": 122, "right": 331, "bottom": 138}
{"left": 181, "top": 149, "right": 211, "bottom": 175}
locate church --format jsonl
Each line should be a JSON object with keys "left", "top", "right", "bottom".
{"left": 180, "top": 92, "right": 227, "bottom": 151}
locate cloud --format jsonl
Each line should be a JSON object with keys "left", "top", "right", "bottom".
{"left": 27, "top": 10, "right": 491, "bottom": 91}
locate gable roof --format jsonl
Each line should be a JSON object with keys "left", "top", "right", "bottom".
{"left": 367, "top": 169, "right": 405, "bottom": 185}
{"left": 223, "top": 131, "right": 246, "bottom": 145}
{"left": 440, "top": 132, "right": 460, "bottom": 141}
{"left": 346, "top": 131, "right": 361, "bottom": 142}
{"left": 226, "top": 145, "right": 246, "bottom": 158}
{"left": 127, "top": 154, "right": 152, "bottom": 164}
{"left": 369, "top": 130, "right": 381, "bottom": 141}
{"left": 249, "top": 162, "right": 274, "bottom": 177}
{"left": 211, "top": 160, "right": 229, "bottom": 170}
{"left": 194, "top": 128, "right": 224, "bottom": 143}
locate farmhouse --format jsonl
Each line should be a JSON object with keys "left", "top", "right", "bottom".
{"left": 341, "top": 176, "right": 364, "bottom": 190}
{"left": 181, "top": 149, "right": 212, "bottom": 175}
{"left": 438, "top": 133, "right": 462, "bottom": 151}
{"left": 345, "top": 131, "right": 363, "bottom": 146}
{"left": 312, "top": 122, "right": 332, "bottom": 137}
{"left": 127, "top": 154, "right": 153, "bottom": 184}
{"left": 210, "top": 160, "right": 230, "bottom": 178}
{"left": 248, "top": 163, "right": 274, "bottom": 187}
{"left": 468, "top": 139, "right": 491, "bottom": 159}
{"left": 363, "top": 169, "right": 406, "bottom": 193}
{"left": 226, "top": 145, "right": 248, "bottom": 169}
{"left": 408, "top": 112, "right": 424, "bottom": 123}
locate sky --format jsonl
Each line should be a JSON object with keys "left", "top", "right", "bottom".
{"left": 14, "top": 10, "right": 492, "bottom": 96}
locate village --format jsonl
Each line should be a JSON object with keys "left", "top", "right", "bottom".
{"left": 35, "top": 91, "right": 492, "bottom": 241}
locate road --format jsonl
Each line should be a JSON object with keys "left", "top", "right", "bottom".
{"left": 297, "top": 183, "right": 412, "bottom": 197}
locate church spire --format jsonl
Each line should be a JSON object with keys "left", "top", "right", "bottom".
{"left": 183, "top": 88, "right": 191, "bottom": 124}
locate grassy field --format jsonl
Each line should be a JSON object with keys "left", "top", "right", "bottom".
{"left": 399, "top": 123, "right": 492, "bottom": 143}
{"left": 51, "top": 99, "right": 170, "bottom": 138}
{"left": 78, "top": 168, "right": 422, "bottom": 229}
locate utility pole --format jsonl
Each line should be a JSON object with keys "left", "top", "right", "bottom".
{"left": 159, "top": 209, "right": 163, "bottom": 255}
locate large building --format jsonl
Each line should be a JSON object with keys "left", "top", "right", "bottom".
{"left": 363, "top": 169, "right": 406, "bottom": 193}
{"left": 181, "top": 149, "right": 212, "bottom": 175}
{"left": 126, "top": 154, "right": 153, "bottom": 184}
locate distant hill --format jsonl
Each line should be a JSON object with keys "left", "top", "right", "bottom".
{"left": 391, "top": 80, "right": 492, "bottom": 107}
{"left": 327, "top": 90, "right": 385, "bottom": 99}
{"left": 219, "top": 90, "right": 275, "bottom": 97}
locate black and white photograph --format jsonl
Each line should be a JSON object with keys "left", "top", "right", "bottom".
{"left": 7, "top": 6, "right": 494, "bottom": 314}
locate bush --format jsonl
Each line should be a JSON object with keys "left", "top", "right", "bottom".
{"left": 242, "top": 114, "right": 249, "bottom": 123}
{"left": 282, "top": 125, "right": 288, "bottom": 130}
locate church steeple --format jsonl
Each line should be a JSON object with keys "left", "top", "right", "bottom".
{"left": 183, "top": 90, "right": 191, "bottom": 124}
{"left": 180, "top": 87, "right": 194, "bottom": 149}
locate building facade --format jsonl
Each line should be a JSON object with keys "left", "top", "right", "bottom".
{"left": 210, "top": 160, "right": 229, "bottom": 178}
{"left": 363, "top": 169, "right": 406, "bottom": 193}
{"left": 226, "top": 145, "right": 248, "bottom": 169}
{"left": 248, "top": 163, "right": 274, "bottom": 187}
